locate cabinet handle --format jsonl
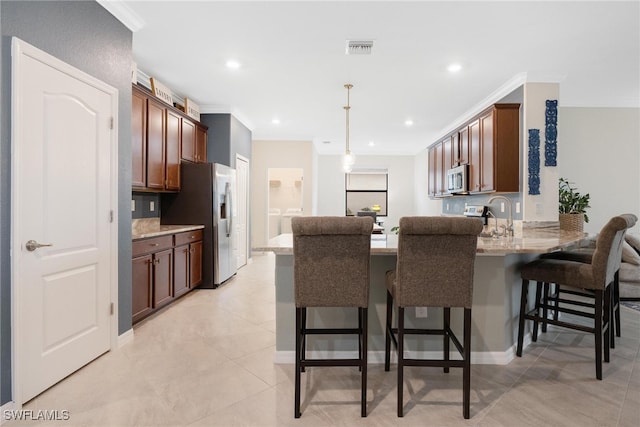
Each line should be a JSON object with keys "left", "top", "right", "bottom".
{"left": 150, "top": 243, "right": 159, "bottom": 247}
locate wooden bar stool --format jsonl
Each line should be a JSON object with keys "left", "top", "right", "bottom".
{"left": 516, "top": 214, "right": 637, "bottom": 380}
{"left": 292, "top": 216, "right": 373, "bottom": 418}
{"left": 384, "top": 216, "right": 483, "bottom": 419}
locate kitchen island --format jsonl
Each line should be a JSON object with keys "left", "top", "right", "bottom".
{"left": 258, "top": 228, "right": 589, "bottom": 365}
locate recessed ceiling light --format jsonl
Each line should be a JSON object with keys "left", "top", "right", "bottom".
{"left": 271, "top": 118, "right": 280, "bottom": 125}
{"left": 368, "top": 141, "right": 375, "bottom": 147}
{"left": 447, "top": 63, "right": 462, "bottom": 73}
{"left": 226, "top": 59, "right": 241, "bottom": 69}
{"left": 405, "top": 119, "right": 414, "bottom": 126}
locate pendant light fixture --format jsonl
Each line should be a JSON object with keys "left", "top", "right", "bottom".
{"left": 343, "top": 83, "right": 356, "bottom": 173}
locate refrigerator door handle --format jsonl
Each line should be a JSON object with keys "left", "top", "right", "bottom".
{"left": 225, "top": 182, "right": 233, "bottom": 237}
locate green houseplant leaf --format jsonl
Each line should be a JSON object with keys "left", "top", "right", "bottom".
{"left": 559, "top": 177, "right": 590, "bottom": 223}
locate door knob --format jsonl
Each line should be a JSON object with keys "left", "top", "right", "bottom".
{"left": 25, "top": 240, "right": 53, "bottom": 252}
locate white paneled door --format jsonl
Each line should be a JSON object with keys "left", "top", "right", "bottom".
{"left": 235, "top": 154, "right": 249, "bottom": 268}
{"left": 11, "top": 38, "right": 118, "bottom": 403}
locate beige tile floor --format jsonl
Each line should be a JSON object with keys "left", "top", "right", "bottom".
{"left": 11, "top": 252, "right": 640, "bottom": 426}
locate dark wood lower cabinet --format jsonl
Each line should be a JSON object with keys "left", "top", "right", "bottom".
{"left": 132, "top": 230, "right": 203, "bottom": 324}
{"left": 153, "top": 248, "right": 174, "bottom": 308}
{"left": 132, "top": 254, "right": 153, "bottom": 323}
{"left": 174, "top": 244, "right": 190, "bottom": 298}
{"left": 189, "top": 240, "right": 203, "bottom": 288}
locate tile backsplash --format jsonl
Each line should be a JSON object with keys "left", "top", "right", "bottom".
{"left": 132, "top": 192, "right": 160, "bottom": 219}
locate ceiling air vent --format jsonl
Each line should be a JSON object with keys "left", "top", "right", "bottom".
{"left": 346, "top": 40, "right": 374, "bottom": 55}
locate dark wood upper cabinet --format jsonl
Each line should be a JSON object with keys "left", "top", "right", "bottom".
{"left": 132, "top": 88, "right": 147, "bottom": 188}
{"left": 427, "top": 103, "right": 520, "bottom": 198}
{"left": 146, "top": 98, "right": 166, "bottom": 190}
{"left": 181, "top": 119, "right": 196, "bottom": 162}
{"left": 131, "top": 84, "right": 208, "bottom": 191}
{"left": 195, "top": 125, "right": 207, "bottom": 163}
{"left": 165, "top": 110, "right": 181, "bottom": 191}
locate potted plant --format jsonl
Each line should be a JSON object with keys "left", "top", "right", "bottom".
{"left": 558, "top": 177, "right": 590, "bottom": 232}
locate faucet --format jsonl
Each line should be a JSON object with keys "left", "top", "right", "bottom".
{"left": 486, "top": 210, "right": 499, "bottom": 237}
{"left": 487, "top": 195, "right": 514, "bottom": 237}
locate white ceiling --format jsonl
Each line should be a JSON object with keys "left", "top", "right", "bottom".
{"left": 103, "top": 1, "right": 640, "bottom": 155}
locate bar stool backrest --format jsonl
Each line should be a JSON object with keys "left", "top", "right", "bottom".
{"left": 292, "top": 216, "right": 373, "bottom": 308}
{"left": 395, "top": 216, "right": 483, "bottom": 308}
{"left": 591, "top": 214, "right": 637, "bottom": 288}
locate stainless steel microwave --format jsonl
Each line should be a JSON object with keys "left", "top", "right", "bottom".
{"left": 446, "top": 165, "right": 469, "bottom": 194}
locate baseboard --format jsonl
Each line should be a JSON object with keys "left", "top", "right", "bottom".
{"left": 273, "top": 345, "right": 529, "bottom": 366}
{"left": 117, "top": 328, "right": 134, "bottom": 348}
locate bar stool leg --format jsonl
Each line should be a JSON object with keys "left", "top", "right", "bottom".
{"left": 532, "top": 282, "right": 542, "bottom": 342}
{"left": 614, "top": 271, "right": 621, "bottom": 339}
{"left": 542, "top": 282, "right": 549, "bottom": 333}
{"left": 594, "top": 290, "right": 603, "bottom": 380}
{"left": 397, "top": 306, "right": 405, "bottom": 418}
{"left": 463, "top": 308, "right": 471, "bottom": 420}
{"left": 294, "top": 307, "right": 302, "bottom": 418}
{"left": 360, "top": 307, "right": 368, "bottom": 417}
{"left": 384, "top": 291, "right": 393, "bottom": 372}
{"left": 516, "top": 279, "right": 528, "bottom": 357}
{"left": 603, "top": 286, "right": 610, "bottom": 364}
{"left": 444, "top": 307, "right": 450, "bottom": 374}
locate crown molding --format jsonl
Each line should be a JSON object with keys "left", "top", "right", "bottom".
{"left": 97, "top": 0, "right": 146, "bottom": 32}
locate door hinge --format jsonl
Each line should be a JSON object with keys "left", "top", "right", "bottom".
{"left": 109, "top": 117, "right": 114, "bottom": 129}
{"left": 110, "top": 302, "right": 114, "bottom": 315}
{"left": 109, "top": 210, "right": 114, "bottom": 223}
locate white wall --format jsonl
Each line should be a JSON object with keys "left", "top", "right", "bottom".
{"left": 557, "top": 107, "right": 640, "bottom": 233}
{"left": 522, "top": 82, "right": 560, "bottom": 222}
{"left": 315, "top": 154, "right": 416, "bottom": 232}
{"left": 251, "top": 140, "right": 314, "bottom": 248}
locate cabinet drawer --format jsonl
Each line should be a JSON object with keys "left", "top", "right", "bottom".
{"left": 174, "top": 229, "right": 203, "bottom": 246}
{"left": 132, "top": 235, "right": 173, "bottom": 257}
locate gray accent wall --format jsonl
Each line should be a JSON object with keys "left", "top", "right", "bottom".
{"left": 201, "top": 113, "right": 252, "bottom": 168}
{"left": 0, "top": 0, "right": 132, "bottom": 405}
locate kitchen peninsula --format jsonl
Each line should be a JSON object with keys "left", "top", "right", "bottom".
{"left": 259, "top": 227, "right": 589, "bottom": 365}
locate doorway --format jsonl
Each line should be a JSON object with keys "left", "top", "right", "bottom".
{"left": 267, "top": 168, "right": 304, "bottom": 240}
{"left": 235, "top": 154, "right": 250, "bottom": 268}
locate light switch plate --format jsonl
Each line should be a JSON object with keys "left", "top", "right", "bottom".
{"left": 131, "top": 200, "right": 135, "bottom": 212}
{"left": 150, "top": 201, "right": 155, "bottom": 212}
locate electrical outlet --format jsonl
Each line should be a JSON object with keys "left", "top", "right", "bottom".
{"left": 150, "top": 201, "right": 155, "bottom": 212}
{"left": 415, "top": 307, "right": 428, "bottom": 318}
{"left": 500, "top": 202, "right": 505, "bottom": 213}
{"left": 131, "top": 200, "right": 135, "bottom": 212}
{"left": 516, "top": 202, "right": 521, "bottom": 214}
{"left": 446, "top": 203, "right": 450, "bottom": 211}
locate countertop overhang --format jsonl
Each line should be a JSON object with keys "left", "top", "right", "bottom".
{"left": 132, "top": 218, "right": 204, "bottom": 240}
{"left": 256, "top": 229, "right": 590, "bottom": 256}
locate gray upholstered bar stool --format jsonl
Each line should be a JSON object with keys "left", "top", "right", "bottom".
{"left": 384, "top": 216, "right": 483, "bottom": 419}
{"left": 292, "top": 216, "right": 374, "bottom": 418}
{"left": 516, "top": 214, "right": 637, "bottom": 380}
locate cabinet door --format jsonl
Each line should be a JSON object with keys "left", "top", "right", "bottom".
{"left": 153, "top": 248, "right": 173, "bottom": 308}
{"left": 132, "top": 254, "right": 153, "bottom": 323}
{"left": 131, "top": 89, "right": 147, "bottom": 188}
{"left": 459, "top": 127, "right": 470, "bottom": 165}
{"left": 480, "top": 110, "right": 495, "bottom": 192}
{"left": 147, "top": 99, "right": 166, "bottom": 189}
{"left": 450, "top": 133, "right": 460, "bottom": 166}
{"left": 442, "top": 136, "right": 454, "bottom": 171}
{"left": 173, "top": 244, "right": 190, "bottom": 298}
{"left": 189, "top": 240, "right": 203, "bottom": 288}
{"left": 428, "top": 146, "right": 437, "bottom": 197}
{"left": 195, "top": 125, "right": 207, "bottom": 163}
{"left": 434, "top": 142, "right": 444, "bottom": 195}
{"left": 166, "top": 110, "right": 181, "bottom": 191}
{"left": 182, "top": 119, "right": 195, "bottom": 162}
{"left": 468, "top": 120, "right": 481, "bottom": 193}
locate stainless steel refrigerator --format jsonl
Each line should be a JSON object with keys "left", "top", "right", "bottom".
{"left": 161, "top": 162, "right": 237, "bottom": 287}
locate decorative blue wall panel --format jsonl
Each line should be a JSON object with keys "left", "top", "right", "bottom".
{"left": 545, "top": 99, "right": 558, "bottom": 166}
{"left": 528, "top": 129, "right": 541, "bottom": 195}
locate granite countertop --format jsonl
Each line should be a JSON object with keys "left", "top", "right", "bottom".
{"left": 132, "top": 218, "right": 205, "bottom": 240}
{"left": 256, "top": 228, "right": 590, "bottom": 256}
